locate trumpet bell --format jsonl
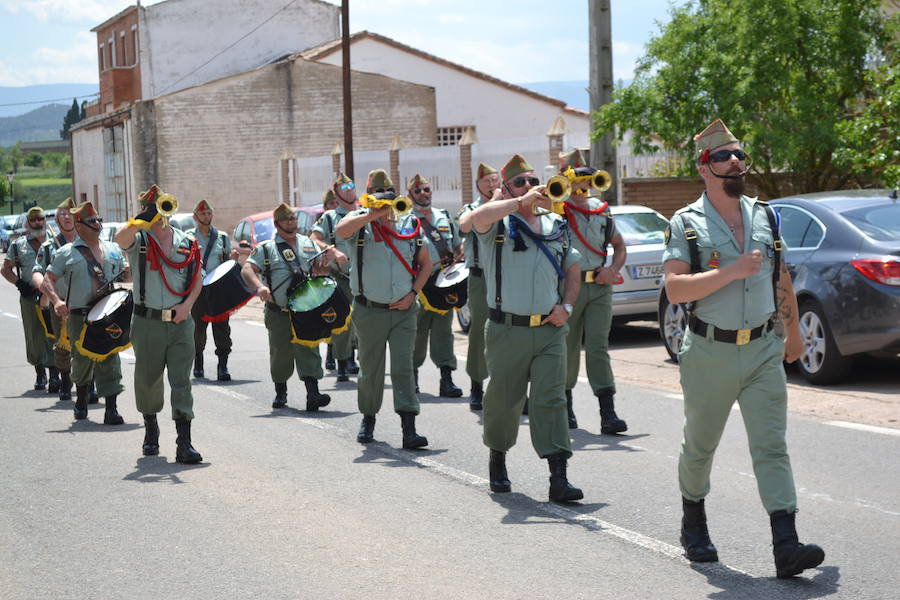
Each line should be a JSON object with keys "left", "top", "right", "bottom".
{"left": 156, "top": 193, "right": 178, "bottom": 217}
{"left": 546, "top": 175, "right": 571, "bottom": 201}
{"left": 591, "top": 170, "right": 612, "bottom": 193}
{"left": 392, "top": 195, "right": 412, "bottom": 215}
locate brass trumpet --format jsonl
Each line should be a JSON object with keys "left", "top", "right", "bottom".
{"left": 156, "top": 193, "right": 178, "bottom": 217}
{"left": 359, "top": 193, "right": 412, "bottom": 215}
{"left": 591, "top": 169, "right": 612, "bottom": 193}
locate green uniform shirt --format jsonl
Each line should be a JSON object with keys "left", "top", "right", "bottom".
{"left": 414, "top": 206, "right": 461, "bottom": 274}
{"left": 246, "top": 234, "right": 320, "bottom": 308}
{"left": 567, "top": 198, "right": 615, "bottom": 271}
{"left": 663, "top": 193, "right": 781, "bottom": 330}
{"left": 458, "top": 199, "right": 483, "bottom": 268}
{"left": 32, "top": 233, "right": 75, "bottom": 275}
{"left": 125, "top": 228, "right": 197, "bottom": 310}
{"left": 6, "top": 234, "right": 44, "bottom": 281}
{"left": 47, "top": 239, "right": 128, "bottom": 309}
{"left": 312, "top": 205, "right": 353, "bottom": 277}
{"left": 477, "top": 213, "right": 581, "bottom": 315}
{"left": 346, "top": 210, "right": 424, "bottom": 304}
{"left": 186, "top": 226, "right": 232, "bottom": 273}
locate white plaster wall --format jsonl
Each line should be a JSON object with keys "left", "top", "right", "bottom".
{"left": 139, "top": 0, "right": 339, "bottom": 98}
{"left": 316, "top": 38, "right": 590, "bottom": 143}
{"left": 71, "top": 126, "right": 106, "bottom": 213}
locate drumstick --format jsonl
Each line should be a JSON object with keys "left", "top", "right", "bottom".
{"left": 309, "top": 244, "right": 335, "bottom": 263}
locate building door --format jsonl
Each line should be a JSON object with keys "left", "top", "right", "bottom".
{"left": 103, "top": 125, "right": 127, "bottom": 222}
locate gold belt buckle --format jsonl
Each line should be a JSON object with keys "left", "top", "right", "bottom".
{"left": 735, "top": 328, "right": 751, "bottom": 345}
{"left": 584, "top": 270, "right": 595, "bottom": 283}
{"left": 529, "top": 314, "right": 542, "bottom": 327}
{"left": 161, "top": 309, "right": 174, "bottom": 322}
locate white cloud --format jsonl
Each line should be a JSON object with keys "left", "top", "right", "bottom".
{"left": 0, "top": 32, "right": 99, "bottom": 85}
{"left": 0, "top": 0, "right": 134, "bottom": 24}
{"left": 437, "top": 14, "right": 466, "bottom": 25}
{"left": 612, "top": 40, "right": 644, "bottom": 82}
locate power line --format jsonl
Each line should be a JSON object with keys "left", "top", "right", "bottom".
{"left": 0, "top": 93, "right": 99, "bottom": 108}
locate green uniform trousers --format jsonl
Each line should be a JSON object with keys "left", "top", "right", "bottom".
{"left": 130, "top": 314, "right": 195, "bottom": 421}
{"left": 19, "top": 296, "right": 53, "bottom": 368}
{"left": 565, "top": 282, "right": 615, "bottom": 393}
{"left": 66, "top": 314, "right": 124, "bottom": 397}
{"left": 330, "top": 276, "right": 357, "bottom": 361}
{"left": 353, "top": 300, "right": 419, "bottom": 415}
{"left": 191, "top": 302, "right": 232, "bottom": 358}
{"left": 465, "top": 272, "right": 489, "bottom": 384}
{"left": 413, "top": 304, "right": 457, "bottom": 370}
{"left": 50, "top": 312, "right": 71, "bottom": 372}
{"left": 263, "top": 306, "right": 324, "bottom": 382}
{"left": 482, "top": 319, "right": 572, "bottom": 459}
{"left": 678, "top": 328, "right": 797, "bottom": 514}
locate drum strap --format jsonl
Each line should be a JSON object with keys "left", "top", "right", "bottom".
{"left": 420, "top": 211, "right": 453, "bottom": 264}
{"left": 275, "top": 240, "right": 308, "bottom": 291}
{"left": 355, "top": 232, "right": 365, "bottom": 296}
{"left": 201, "top": 227, "right": 218, "bottom": 267}
{"left": 75, "top": 245, "right": 109, "bottom": 289}
{"left": 494, "top": 220, "right": 505, "bottom": 310}
{"left": 138, "top": 231, "right": 147, "bottom": 305}
{"left": 262, "top": 243, "right": 273, "bottom": 291}
{"left": 761, "top": 203, "right": 783, "bottom": 309}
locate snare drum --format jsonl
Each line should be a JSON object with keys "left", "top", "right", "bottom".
{"left": 419, "top": 262, "right": 469, "bottom": 315}
{"left": 76, "top": 289, "right": 133, "bottom": 360}
{"left": 287, "top": 276, "right": 351, "bottom": 347}
{"left": 199, "top": 259, "right": 255, "bottom": 322}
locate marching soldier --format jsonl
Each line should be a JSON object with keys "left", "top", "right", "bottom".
{"left": 241, "top": 203, "right": 335, "bottom": 411}
{"left": 1, "top": 206, "right": 54, "bottom": 391}
{"left": 311, "top": 179, "right": 360, "bottom": 382}
{"left": 663, "top": 119, "right": 824, "bottom": 577}
{"left": 116, "top": 185, "right": 204, "bottom": 464}
{"left": 335, "top": 169, "right": 433, "bottom": 448}
{"left": 187, "top": 199, "right": 235, "bottom": 381}
{"left": 469, "top": 154, "right": 584, "bottom": 503}
{"left": 457, "top": 162, "right": 501, "bottom": 410}
{"left": 32, "top": 198, "right": 79, "bottom": 402}
{"left": 557, "top": 149, "right": 628, "bottom": 432}
{"left": 410, "top": 174, "right": 464, "bottom": 398}
{"left": 41, "top": 202, "right": 128, "bottom": 424}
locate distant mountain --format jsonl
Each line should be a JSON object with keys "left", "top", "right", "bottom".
{"left": 0, "top": 104, "right": 70, "bottom": 148}
{"left": 0, "top": 84, "right": 98, "bottom": 118}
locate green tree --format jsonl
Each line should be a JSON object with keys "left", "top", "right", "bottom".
{"left": 60, "top": 98, "right": 82, "bottom": 140}
{"left": 24, "top": 153, "right": 43, "bottom": 168}
{"left": 594, "top": 0, "right": 890, "bottom": 198}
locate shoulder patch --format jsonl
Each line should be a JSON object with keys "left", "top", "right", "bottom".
{"left": 664, "top": 224, "right": 671, "bottom": 245}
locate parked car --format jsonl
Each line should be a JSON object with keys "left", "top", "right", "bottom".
{"left": 456, "top": 203, "right": 669, "bottom": 332}
{"left": 658, "top": 190, "right": 900, "bottom": 383}
{"left": 99, "top": 222, "right": 125, "bottom": 243}
{"left": 168, "top": 212, "right": 197, "bottom": 231}
{"left": 0, "top": 226, "right": 8, "bottom": 253}
{"left": 231, "top": 205, "right": 324, "bottom": 263}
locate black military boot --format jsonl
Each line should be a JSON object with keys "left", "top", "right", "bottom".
{"left": 597, "top": 389, "right": 627, "bottom": 434}
{"left": 272, "top": 382, "right": 288, "bottom": 408}
{"left": 174, "top": 419, "right": 202, "bottom": 464}
{"left": 325, "top": 344, "right": 336, "bottom": 370}
{"left": 47, "top": 367, "right": 60, "bottom": 394}
{"left": 770, "top": 510, "right": 825, "bottom": 578}
{"left": 489, "top": 449, "right": 511, "bottom": 493}
{"left": 59, "top": 370, "right": 72, "bottom": 401}
{"left": 399, "top": 412, "right": 428, "bottom": 449}
{"left": 34, "top": 366, "right": 47, "bottom": 390}
{"left": 548, "top": 454, "right": 584, "bottom": 503}
{"left": 336, "top": 359, "right": 350, "bottom": 383}
{"left": 142, "top": 414, "right": 160, "bottom": 456}
{"left": 566, "top": 389, "right": 578, "bottom": 429}
{"left": 680, "top": 497, "right": 719, "bottom": 562}
{"left": 88, "top": 380, "right": 99, "bottom": 404}
{"left": 103, "top": 395, "right": 124, "bottom": 425}
{"left": 216, "top": 354, "right": 231, "bottom": 382}
{"left": 439, "top": 366, "right": 463, "bottom": 398}
{"left": 469, "top": 380, "right": 484, "bottom": 411}
{"left": 357, "top": 415, "right": 376, "bottom": 443}
{"left": 73, "top": 385, "right": 89, "bottom": 420}
{"left": 193, "top": 353, "right": 204, "bottom": 378}
{"left": 345, "top": 349, "right": 359, "bottom": 374}
{"left": 303, "top": 377, "right": 331, "bottom": 411}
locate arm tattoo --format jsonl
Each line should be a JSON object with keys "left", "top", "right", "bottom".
{"left": 776, "top": 261, "right": 795, "bottom": 326}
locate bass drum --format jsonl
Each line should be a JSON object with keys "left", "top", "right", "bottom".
{"left": 419, "top": 262, "right": 469, "bottom": 315}
{"left": 199, "top": 259, "right": 255, "bottom": 322}
{"left": 76, "top": 289, "right": 133, "bottom": 360}
{"left": 287, "top": 276, "right": 351, "bottom": 347}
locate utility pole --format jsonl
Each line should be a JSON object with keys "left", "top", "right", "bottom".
{"left": 589, "top": 0, "right": 617, "bottom": 202}
{"left": 341, "top": 0, "right": 354, "bottom": 180}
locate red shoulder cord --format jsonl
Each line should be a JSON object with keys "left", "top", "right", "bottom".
{"left": 146, "top": 235, "right": 202, "bottom": 297}
{"left": 371, "top": 217, "right": 422, "bottom": 277}
{"left": 564, "top": 201, "right": 610, "bottom": 257}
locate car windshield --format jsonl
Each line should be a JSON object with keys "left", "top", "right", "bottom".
{"left": 614, "top": 212, "right": 668, "bottom": 246}
{"left": 253, "top": 217, "right": 276, "bottom": 241}
{"left": 838, "top": 203, "right": 900, "bottom": 242}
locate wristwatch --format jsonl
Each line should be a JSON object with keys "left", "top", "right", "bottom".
{"left": 562, "top": 303, "right": 574, "bottom": 315}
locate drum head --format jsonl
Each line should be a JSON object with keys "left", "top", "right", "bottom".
{"left": 203, "top": 259, "right": 238, "bottom": 286}
{"left": 288, "top": 276, "right": 338, "bottom": 312}
{"left": 87, "top": 290, "right": 130, "bottom": 322}
{"left": 436, "top": 263, "right": 469, "bottom": 288}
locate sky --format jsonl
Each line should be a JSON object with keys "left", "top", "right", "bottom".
{"left": 0, "top": 0, "right": 684, "bottom": 93}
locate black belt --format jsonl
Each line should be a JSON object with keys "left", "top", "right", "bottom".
{"left": 489, "top": 307, "right": 550, "bottom": 328}
{"left": 265, "top": 302, "right": 289, "bottom": 313}
{"left": 69, "top": 307, "right": 89, "bottom": 316}
{"left": 354, "top": 295, "right": 392, "bottom": 309}
{"left": 470, "top": 266, "right": 484, "bottom": 277}
{"left": 689, "top": 315, "right": 771, "bottom": 346}
{"left": 134, "top": 304, "right": 176, "bottom": 322}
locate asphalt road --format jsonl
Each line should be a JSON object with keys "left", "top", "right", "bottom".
{"left": 0, "top": 284, "right": 898, "bottom": 600}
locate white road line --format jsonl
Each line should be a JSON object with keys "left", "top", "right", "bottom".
{"left": 244, "top": 322, "right": 265, "bottom": 327}
{"left": 3, "top": 312, "right": 20, "bottom": 319}
{"left": 824, "top": 421, "right": 900, "bottom": 437}
{"left": 205, "top": 384, "right": 757, "bottom": 577}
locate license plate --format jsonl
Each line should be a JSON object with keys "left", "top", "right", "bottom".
{"left": 630, "top": 263, "right": 664, "bottom": 279}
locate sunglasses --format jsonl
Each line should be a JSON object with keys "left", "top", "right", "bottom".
{"left": 28, "top": 217, "right": 46, "bottom": 223}
{"left": 84, "top": 217, "right": 103, "bottom": 225}
{"left": 511, "top": 176, "right": 540, "bottom": 187}
{"left": 339, "top": 182, "right": 355, "bottom": 191}
{"left": 372, "top": 187, "right": 395, "bottom": 194}
{"left": 278, "top": 215, "right": 298, "bottom": 222}
{"left": 708, "top": 148, "right": 747, "bottom": 163}
{"left": 413, "top": 187, "right": 431, "bottom": 194}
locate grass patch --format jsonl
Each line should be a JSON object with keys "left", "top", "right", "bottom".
{"left": 20, "top": 178, "right": 71, "bottom": 187}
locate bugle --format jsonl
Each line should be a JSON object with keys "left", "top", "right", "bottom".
{"left": 591, "top": 169, "right": 612, "bottom": 193}
{"left": 359, "top": 193, "right": 412, "bottom": 215}
{"left": 156, "top": 193, "right": 178, "bottom": 217}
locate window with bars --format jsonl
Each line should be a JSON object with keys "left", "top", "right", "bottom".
{"left": 436, "top": 126, "right": 471, "bottom": 146}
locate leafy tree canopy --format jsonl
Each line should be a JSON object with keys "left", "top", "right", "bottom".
{"left": 594, "top": 0, "right": 894, "bottom": 197}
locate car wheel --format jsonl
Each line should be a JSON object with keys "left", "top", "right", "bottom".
{"left": 796, "top": 300, "right": 853, "bottom": 384}
{"left": 659, "top": 290, "right": 687, "bottom": 362}
{"left": 456, "top": 302, "right": 471, "bottom": 334}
